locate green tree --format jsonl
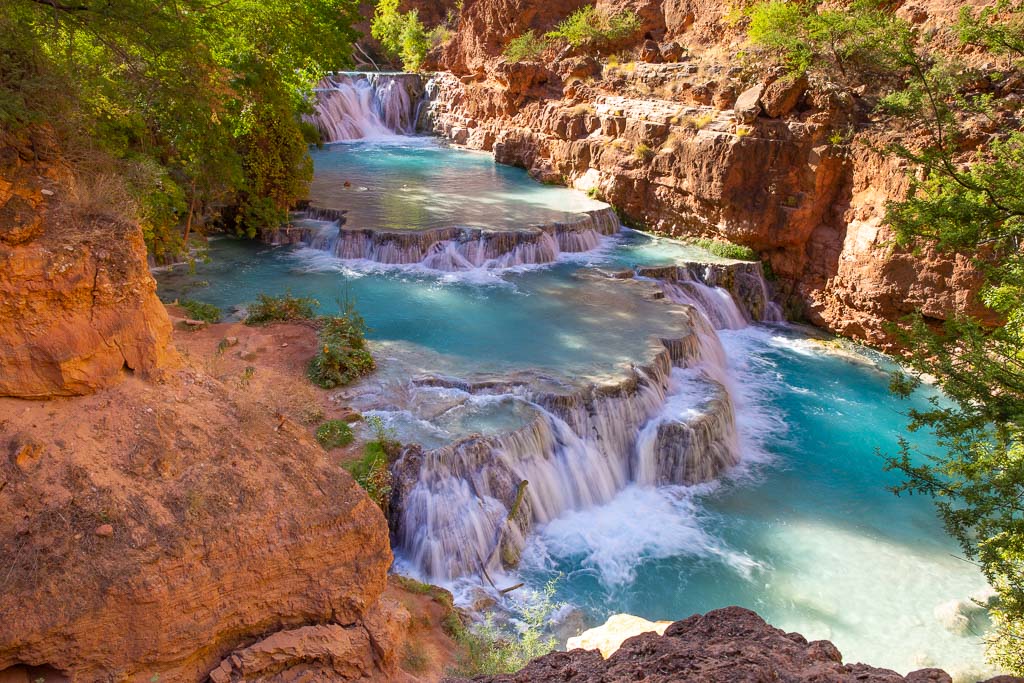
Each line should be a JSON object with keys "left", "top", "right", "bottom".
{"left": 748, "top": 0, "right": 1024, "bottom": 671}
{"left": 546, "top": 5, "right": 641, "bottom": 51}
{"left": 2, "top": 0, "right": 359, "bottom": 258}
{"left": 371, "top": 0, "right": 430, "bottom": 71}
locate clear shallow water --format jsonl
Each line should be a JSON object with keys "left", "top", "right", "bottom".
{"left": 308, "top": 139, "right": 607, "bottom": 231}
{"left": 517, "top": 327, "right": 993, "bottom": 679}
{"left": 157, "top": 142, "right": 993, "bottom": 677}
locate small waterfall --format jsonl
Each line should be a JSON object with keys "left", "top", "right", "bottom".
{"left": 282, "top": 206, "right": 621, "bottom": 271}
{"left": 390, "top": 269, "right": 766, "bottom": 582}
{"left": 309, "top": 72, "right": 426, "bottom": 142}
{"left": 637, "top": 261, "right": 782, "bottom": 325}
{"left": 662, "top": 281, "right": 747, "bottom": 330}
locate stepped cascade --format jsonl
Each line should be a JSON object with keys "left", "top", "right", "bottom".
{"left": 276, "top": 206, "right": 621, "bottom": 270}
{"left": 309, "top": 72, "right": 426, "bottom": 142}
{"left": 389, "top": 267, "right": 775, "bottom": 581}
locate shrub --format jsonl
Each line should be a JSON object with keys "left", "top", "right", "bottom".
{"left": 504, "top": 30, "right": 550, "bottom": 62}
{"left": 683, "top": 111, "right": 715, "bottom": 129}
{"left": 372, "top": 0, "right": 431, "bottom": 71}
{"left": 429, "top": 25, "right": 452, "bottom": 48}
{"left": 690, "top": 237, "right": 758, "bottom": 261}
{"left": 399, "top": 10, "right": 430, "bottom": 71}
{"left": 344, "top": 441, "right": 392, "bottom": 510}
{"left": 180, "top": 299, "right": 221, "bottom": 323}
{"left": 316, "top": 420, "right": 355, "bottom": 449}
{"left": 245, "top": 291, "right": 318, "bottom": 324}
{"left": 546, "top": 6, "right": 641, "bottom": 50}
{"left": 735, "top": 125, "right": 753, "bottom": 137}
{"left": 633, "top": 143, "right": 655, "bottom": 161}
{"left": 307, "top": 299, "right": 375, "bottom": 388}
{"left": 449, "top": 581, "right": 562, "bottom": 676}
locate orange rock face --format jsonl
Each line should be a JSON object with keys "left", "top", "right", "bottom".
{"left": 0, "top": 131, "right": 176, "bottom": 398}
{"left": 0, "top": 365, "right": 392, "bottom": 681}
{"left": 420, "top": 0, "right": 1005, "bottom": 348}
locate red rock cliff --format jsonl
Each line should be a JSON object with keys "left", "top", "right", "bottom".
{"left": 419, "top": 0, "right": 1005, "bottom": 348}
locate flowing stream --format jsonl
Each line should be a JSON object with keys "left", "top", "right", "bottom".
{"left": 156, "top": 99, "right": 997, "bottom": 679}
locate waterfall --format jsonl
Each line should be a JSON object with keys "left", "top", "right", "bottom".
{"left": 637, "top": 261, "right": 782, "bottom": 325}
{"left": 280, "top": 206, "right": 621, "bottom": 272}
{"left": 309, "top": 72, "right": 425, "bottom": 142}
{"left": 390, "top": 267, "right": 768, "bottom": 582}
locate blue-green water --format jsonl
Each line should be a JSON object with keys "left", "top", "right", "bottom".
{"left": 157, "top": 141, "right": 994, "bottom": 678}
{"left": 309, "top": 139, "right": 606, "bottom": 231}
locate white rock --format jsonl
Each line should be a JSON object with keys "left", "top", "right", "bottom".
{"left": 566, "top": 613, "right": 672, "bottom": 658}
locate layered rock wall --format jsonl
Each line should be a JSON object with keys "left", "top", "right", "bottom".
{"left": 416, "top": 0, "right": 1010, "bottom": 347}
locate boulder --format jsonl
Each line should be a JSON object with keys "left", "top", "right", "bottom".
{"left": 639, "top": 39, "right": 663, "bottom": 63}
{"left": 734, "top": 83, "right": 764, "bottom": 123}
{"left": 762, "top": 74, "right": 808, "bottom": 118}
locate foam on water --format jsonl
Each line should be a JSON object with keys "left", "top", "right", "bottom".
{"left": 521, "top": 484, "right": 760, "bottom": 588}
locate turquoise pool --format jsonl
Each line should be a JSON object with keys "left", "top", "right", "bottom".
{"left": 156, "top": 139, "right": 994, "bottom": 678}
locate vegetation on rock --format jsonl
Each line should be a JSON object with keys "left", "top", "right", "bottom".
{"left": 545, "top": 5, "right": 640, "bottom": 51}
{"left": 316, "top": 419, "right": 355, "bottom": 449}
{"left": 307, "top": 298, "right": 375, "bottom": 388}
{"left": 689, "top": 238, "right": 758, "bottom": 261}
{"left": 747, "top": 0, "right": 1024, "bottom": 672}
{"left": 1, "top": 0, "right": 359, "bottom": 261}
{"left": 180, "top": 300, "right": 222, "bottom": 324}
{"left": 344, "top": 415, "right": 397, "bottom": 511}
{"left": 503, "top": 30, "right": 550, "bottom": 63}
{"left": 245, "top": 292, "right": 318, "bottom": 324}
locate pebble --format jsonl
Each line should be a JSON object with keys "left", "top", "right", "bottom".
{"left": 94, "top": 524, "right": 114, "bottom": 537}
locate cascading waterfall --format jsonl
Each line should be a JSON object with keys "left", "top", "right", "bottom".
{"left": 391, "top": 265, "right": 773, "bottom": 582}
{"left": 309, "top": 72, "right": 425, "bottom": 142}
{"left": 280, "top": 206, "right": 621, "bottom": 271}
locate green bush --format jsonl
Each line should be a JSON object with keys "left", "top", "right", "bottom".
{"left": 633, "top": 143, "right": 655, "bottom": 161}
{"left": 372, "top": 0, "right": 431, "bottom": 71}
{"left": 449, "top": 581, "right": 562, "bottom": 676}
{"left": 307, "top": 299, "right": 376, "bottom": 388}
{"left": 316, "top": 420, "right": 355, "bottom": 449}
{"left": 245, "top": 291, "right": 318, "bottom": 324}
{"left": 504, "top": 30, "right": 550, "bottom": 62}
{"left": 180, "top": 299, "right": 221, "bottom": 323}
{"left": 689, "top": 237, "right": 758, "bottom": 261}
{"left": 344, "top": 440, "right": 392, "bottom": 510}
{"left": 546, "top": 5, "right": 640, "bottom": 49}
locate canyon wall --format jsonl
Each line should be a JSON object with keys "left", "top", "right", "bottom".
{"left": 416, "top": 0, "right": 1005, "bottom": 347}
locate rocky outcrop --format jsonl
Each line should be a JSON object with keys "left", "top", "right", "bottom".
{"left": 448, "top": 606, "right": 988, "bottom": 683}
{"left": 0, "top": 129, "right": 176, "bottom": 398}
{"left": 565, "top": 613, "right": 672, "bottom": 658}
{"left": 207, "top": 598, "right": 411, "bottom": 682}
{"left": 0, "top": 359, "right": 392, "bottom": 681}
{"left": 417, "top": 0, "right": 1015, "bottom": 348}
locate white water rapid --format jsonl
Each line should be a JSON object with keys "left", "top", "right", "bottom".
{"left": 391, "top": 267, "right": 780, "bottom": 582}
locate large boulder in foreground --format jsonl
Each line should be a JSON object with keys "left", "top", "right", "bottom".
{"left": 0, "top": 129, "right": 175, "bottom": 398}
{"left": 0, "top": 350, "right": 392, "bottom": 680}
{"left": 449, "top": 606, "right": 989, "bottom": 683}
